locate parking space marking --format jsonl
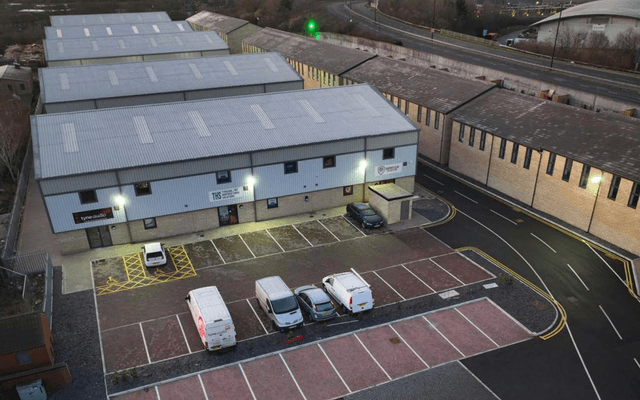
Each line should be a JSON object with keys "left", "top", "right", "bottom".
{"left": 292, "top": 224, "right": 314, "bottom": 247}
{"left": 238, "top": 234, "right": 257, "bottom": 258}
{"left": 265, "top": 229, "right": 286, "bottom": 253}
{"left": 490, "top": 209, "right": 518, "bottom": 226}
{"left": 341, "top": 215, "right": 366, "bottom": 236}
{"left": 454, "top": 308, "right": 499, "bottom": 348}
{"left": 210, "top": 240, "right": 226, "bottom": 264}
{"left": 599, "top": 305, "right": 622, "bottom": 340}
{"left": 198, "top": 374, "right": 210, "bottom": 400}
{"left": 318, "top": 343, "right": 351, "bottom": 393}
{"left": 567, "top": 263, "right": 590, "bottom": 291}
{"left": 327, "top": 320, "right": 359, "bottom": 327}
{"left": 176, "top": 315, "right": 191, "bottom": 353}
{"left": 373, "top": 271, "right": 405, "bottom": 301}
{"left": 422, "top": 316, "right": 465, "bottom": 357}
{"left": 635, "top": 358, "right": 640, "bottom": 371}
{"left": 317, "top": 219, "right": 341, "bottom": 242}
{"left": 485, "top": 298, "right": 534, "bottom": 335}
{"left": 458, "top": 361, "right": 502, "bottom": 399}
{"left": 402, "top": 264, "right": 436, "bottom": 292}
{"left": 388, "top": 325, "right": 429, "bottom": 367}
{"left": 279, "top": 353, "right": 307, "bottom": 400}
{"left": 429, "top": 258, "right": 465, "bottom": 285}
{"left": 155, "top": 386, "right": 161, "bottom": 399}
{"left": 139, "top": 323, "right": 151, "bottom": 365}
{"left": 238, "top": 364, "right": 258, "bottom": 400}
{"left": 354, "top": 333, "right": 392, "bottom": 381}
{"left": 246, "top": 299, "right": 269, "bottom": 335}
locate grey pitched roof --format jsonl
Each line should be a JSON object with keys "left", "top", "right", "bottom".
{"left": 342, "top": 57, "right": 495, "bottom": 113}
{"left": 45, "top": 21, "right": 193, "bottom": 39}
{"left": 50, "top": 12, "right": 171, "bottom": 27}
{"left": 243, "top": 28, "right": 375, "bottom": 76}
{"left": 0, "top": 64, "right": 31, "bottom": 81}
{"left": 186, "top": 11, "right": 249, "bottom": 34}
{"left": 39, "top": 52, "right": 303, "bottom": 104}
{"left": 452, "top": 89, "right": 640, "bottom": 183}
{"left": 0, "top": 312, "right": 45, "bottom": 356}
{"left": 44, "top": 32, "right": 229, "bottom": 62}
{"left": 32, "top": 84, "right": 418, "bottom": 179}
{"left": 532, "top": 0, "right": 640, "bottom": 26}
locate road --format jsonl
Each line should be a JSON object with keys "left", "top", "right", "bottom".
{"left": 326, "top": 2, "right": 640, "bottom": 106}
{"left": 413, "top": 161, "right": 640, "bottom": 399}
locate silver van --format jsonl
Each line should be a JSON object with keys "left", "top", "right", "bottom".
{"left": 255, "top": 276, "right": 303, "bottom": 331}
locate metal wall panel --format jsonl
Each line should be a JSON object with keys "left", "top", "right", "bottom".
{"left": 39, "top": 172, "right": 119, "bottom": 195}
{"left": 143, "top": 52, "right": 202, "bottom": 61}
{"left": 365, "top": 145, "right": 417, "bottom": 182}
{"left": 252, "top": 138, "right": 365, "bottom": 166}
{"left": 45, "top": 100, "right": 97, "bottom": 114}
{"left": 264, "top": 81, "right": 304, "bottom": 93}
{"left": 202, "top": 50, "right": 230, "bottom": 57}
{"left": 254, "top": 152, "right": 364, "bottom": 200}
{"left": 367, "top": 131, "right": 418, "bottom": 150}
{"left": 96, "top": 92, "right": 184, "bottom": 109}
{"left": 123, "top": 168, "right": 254, "bottom": 220}
{"left": 45, "top": 186, "right": 126, "bottom": 233}
{"left": 81, "top": 56, "right": 143, "bottom": 65}
{"left": 48, "top": 60, "right": 82, "bottom": 67}
{"left": 118, "top": 153, "right": 251, "bottom": 184}
{"left": 185, "top": 85, "right": 263, "bottom": 101}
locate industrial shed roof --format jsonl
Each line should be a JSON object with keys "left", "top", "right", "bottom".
{"left": 532, "top": 0, "right": 640, "bottom": 26}
{"left": 186, "top": 11, "right": 249, "bottom": 34}
{"left": 44, "top": 32, "right": 229, "bottom": 62}
{"left": 452, "top": 89, "right": 640, "bottom": 183}
{"left": 32, "top": 84, "right": 418, "bottom": 179}
{"left": 50, "top": 12, "right": 171, "bottom": 27}
{"left": 39, "top": 52, "right": 303, "bottom": 104}
{"left": 45, "top": 21, "right": 193, "bottom": 39}
{"left": 0, "top": 64, "right": 31, "bottom": 81}
{"left": 0, "top": 312, "right": 45, "bottom": 356}
{"left": 343, "top": 57, "right": 496, "bottom": 113}
{"left": 243, "top": 28, "right": 375, "bottom": 75}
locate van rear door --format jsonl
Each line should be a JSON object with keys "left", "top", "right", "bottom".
{"left": 350, "top": 289, "right": 373, "bottom": 313}
{"left": 206, "top": 319, "right": 236, "bottom": 350}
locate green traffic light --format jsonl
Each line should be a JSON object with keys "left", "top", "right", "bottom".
{"left": 306, "top": 18, "right": 317, "bottom": 34}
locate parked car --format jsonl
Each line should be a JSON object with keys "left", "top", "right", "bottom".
{"left": 142, "top": 242, "right": 167, "bottom": 267}
{"left": 322, "top": 269, "right": 374, "bottom": 314}
{"left": 294, "top": 285, "right": 337, "bottom": 321}
{"left": 346, "top": 203, "right": 384, "bottom": 229}
{"left": 256, "top": 276, "right": 304, "bottom": 331}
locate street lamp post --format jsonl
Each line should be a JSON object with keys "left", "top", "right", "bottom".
{"left": 550, "top": 8, "right": 563, "bottom": 70}
{"left": 114, "top": 194, "right": 133, "bottom": 242}
{"left": 431, "top": 0, "right": 436, "bottom": 40}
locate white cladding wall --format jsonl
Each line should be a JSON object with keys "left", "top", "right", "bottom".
{"left": 537, "top": 16, "right": 640, "bottom": 43}
{"left": 366, "top": 145, "right": 417, "bottom": 182}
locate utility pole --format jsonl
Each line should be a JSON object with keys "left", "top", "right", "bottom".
{"left": 550, "top": 8, "right": 563, "bottom": 70}
{"left": 431, "top": 0, "right": 436, "bottom": 40}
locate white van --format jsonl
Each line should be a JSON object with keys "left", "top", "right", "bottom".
{"left": 323, "top": 269, "right": 374, "bottom": 314}
{"left": 185, "top": 286, "right": 236, "bottom": 351}
{"left": 255, "top": 276, "right": 303, "bottom": 331}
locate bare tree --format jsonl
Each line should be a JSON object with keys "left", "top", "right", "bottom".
{"left": 586, "top": 31, "right": 609, "bottom": 49}
{"left": 614, "top": 27, "right": 640, "bottom": 55}
{"left": 0, "top": 93, "right": 30, "bottom": 182}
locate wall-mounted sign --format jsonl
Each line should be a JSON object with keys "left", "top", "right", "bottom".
{"left": 73, "top": 207, "right": 114, "bottom": 224}
{"left": 209, "top": 186, "right": 246, "bottom": 202}
{"left": 592, "top": 24, "right": 606, "bottom": 31}
{"left": 376, "top": 163, "right": 403, "bottom": 177}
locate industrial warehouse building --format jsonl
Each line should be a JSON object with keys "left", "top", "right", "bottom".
{"left": 187, "top": 11, "right": 261, "bottom": 54}
{"left": 38, "top": 52, "right": 303, "bottom": 113}
{"left": 43, "top": 31, "right": 230, "bottom": 67}
{"left": 49, "top": 12, "right": 171, "bottom": 27}
{"left": 31, "top": 85, "right": 418, "bottom": 253}
{"left": 44, "top": 21, "right": 193, "bottom": 39}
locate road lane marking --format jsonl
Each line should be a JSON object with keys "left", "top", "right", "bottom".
{"left": 317, "top": 219, "right": 341, "bottom": 242}
{"left": 423, "top": 173, "right": 444, "bottom": 185}
{"left": 239, "top": 364, "right": 257, "bottom": 400}
{"left": 429, "top": 258, "right": 465, "bottom": 285}
{"left": 198, "top": 374, "right": 210, "bottom": 400}
{"left": 389, "top": 325, "right": 429, "bottom": 367}
{"left": 455, "top": 308, "right": 499, "bottom": 348}
{"left": 265, "top": 229, "right": 286, "bottom": 252}
{"left": 402, "top": 264, "right": 436, "bottom": 292}
{"left": 599, "top": 305, "right": 622, "bottom": 340}
{"left": 342, "top": 214, "right": 366, "bottom": 236}
{"left": 354, "top": 333, "right": 392, "bottom": 381}
{"left": 279, "top": 354, "right": 307, "bottom": 400}
{"left": 246, "top": 298, "right": 269, "bottom": 335}
{"left": 373, "top": 270, "right": 405, "bottom": 300}
{"left": 530, "top": 233, "right": 557, "bottom": 253}
{"left": 176, "top": 315, "right": 191, "bottom": 353}
{"left": 458, "top": 362, "right": 501, "bottom": 399}
{"left": 490, "top": 209, "right": 518, "bottom": 225}
{"left": 292, "top": 224, "right": 314, "bottom": 247}
{"left": 422, "top": 316, "right": 465, "bottom": 357}
{"left": 238, "top": 234, "right": 256, "bottom": 258}
{"left": 454, "top": 190, "right": 478, "bottom": 204}
{"left": 584, "top": 242, "right": 626, "bottom": 285}
{"left": 318, "top": 343, "right": 352, "bottom": 393}
{"left": 635, "top": 358, "right": 640, "bottom": 371}
{"left": 210, "top": 240, "right": 226, "bottom": 264}
{"left": 139, "top": 323, "right": 151, "bottom": 364}
{"left": 567, "top": 263, "right": 590, "bottom": 291}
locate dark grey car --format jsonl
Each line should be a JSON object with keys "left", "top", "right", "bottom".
{"left": 294, "top": 285, "right": 337, "bottom": 321}
{"left": 346, "top": 203, "right": 384, "bottom": 229}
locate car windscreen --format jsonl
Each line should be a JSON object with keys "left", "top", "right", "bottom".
{"left": 146, "top": 251, "right": 164, "bottom": 260}
{"left": 361, "top": 209, "right": 376, "bottom": 216}
{"left": 315, "top": 302, "right": 334, "bottom": 312}
{"left": 271, "top": 296, "right": 298, "bottom": 314}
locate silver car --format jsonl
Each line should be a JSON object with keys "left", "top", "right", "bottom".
{"left": 294, "top": 285, "right": 337, "bottom": 321}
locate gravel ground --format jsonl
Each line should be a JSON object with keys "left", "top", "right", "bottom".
{"left": 49, "top": 267, "right": 106, "bottom": 400}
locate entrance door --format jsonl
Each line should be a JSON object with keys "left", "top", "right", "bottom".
{"left": 400, "top": 200, "right": 410, "bottom": 221}
{"left": 218, "top": 205, "right": 239, "bottom": 227}
{"left": 86, "top": 225, "right": 113, "bottom": 249}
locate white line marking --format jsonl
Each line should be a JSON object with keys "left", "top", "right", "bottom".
{"left": 388, "top": 325, "right": 429, "bottom": 367}
{"left": 317, "top": 219, "right": 341, "bottom": 242}
{"left": 484, "top": 297, "right": 534, "bottom": 335}
{"left": 292, "top": 224, "right": 314, "bottom": 247}
{"left": 423, "top": 173, "right": 444, "bottom": 185}
{"left": 326, "top": 320, "right": 359, "bottom": 326}
{"left": 599, "top": 305, "right": 622, "bottom": 340}
{"left": 402, "top": 264, "right": 436, "bottom": 292}
{"left": 198, "top": 374, "right": 210, "bottom": 400}
{"left": 139, "top": 323, "right": 151, "bottom": 364}
{"left": 239, "top": 364, "right": 257, "bottom": 400}
{"left": 584, "top": 242, "right": 626, "bottom": 285}
{"left": 318, "top": 343, "right": 351, "bottom": 392}
{"left": 238, "top": 234, "right": 256, "bottom": 258}
{"left": 155, "top": 386, "right": 161, "bottom": 399}
{"left": 210, "top": 239, "right": 226, "bottom": 264}
{"left": 247, "top": 299, "right": 269, "bottom": 335}
{"left": 279, "top": 353, "right": 307, "bottom": 400}
{"left": 422, "top": 316, "right": 465, "bottom": 357}
{"left": 176, "top": 315, "right": 191, "bottom": 353}
{"left": 342, "top": 214, "right": 366, "bottom": 236}
{"left": 455, "top": 190, "right": 478, "bottom": 204}
{"left": 354, "top": 333, "right": 392, "bottom": 381}
{"left": 635, "top": 358, "right": 640, "bottom": 371}
{"left": 430, "top": 258, "right": 465, "bottom": 285}
{"left": 265, "top": 229, "right": 285, "bottom": 252}
{"left": 490, "top": 209, "right": 518, "bottom": 225}
{"left": 530, "top": 233, "right": 556, "bottom": 253}
{"left": 567, "top": 263, "right": 590, "bottom": 291}
{"left": 458, "top": 361, "right": 501, "bottom": 399}
{"left": 373, "top": 270, "right": 406, "bottom": 300}
{"left": 455, "top": 308, "right": 499, "bottom": 347}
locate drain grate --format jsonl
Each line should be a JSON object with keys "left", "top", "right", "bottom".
{"left": 389, "top": 337, "right": 401, "bottom": 345}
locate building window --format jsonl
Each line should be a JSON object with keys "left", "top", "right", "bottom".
{"left": 383, "top": 148, "right": 395, "bottom": 160}
{"left": 396, "top": 97, "right": 401, "bottom": 108}
{"left": 284, "top": 161, "right": 298, "bottom": 174}
{"left": 511, "top": 143, "right": 519, "bottom": 164}
{"left": 143, "top": 218, "right": 157, "bottom": 229}
{"left": 524, "top": 148, "right": 532, "bottom": 169}
{"left": 434, "top": 112, "right": 440, "bottom": 130}
{"left": 628, "top": 183, "right": 640, "bottom": 209}
{"left": 79, "top": 190, "right": 98, "bottom": 204}
{"left": 579, "top": 165, "right": 591, "bottom": 188}
{"left": 425, "top": 108, "right": 431, "bottom": 126}
{"left": 20, "top": 83, "right": 26, "bottom": 91}
{"left": 498, "top": 138, "right": 506, "bottom": 159}
{"left": 479, "top": 131, "right": 486, "bottom": 151}
{"left": 404, "top": 101, "right": 409, "bottom": 115}
{"left": 343, "top": 185, "right": 353, "bottom": 196}
{"left": 323, "top": 156, "right": 336, "bottom": 168}
{"left": 458, "top": 124, "right": 465, "bottom": 142}
{"left": 16, "top": 351, "right": 32, "bottom": 365}
{"left": 608, "top": 175, "right": 621, "bottom": 200}
{"left": 134, "top": 182, "right": 151, "bottom": 196}
{"left": 562, "top": 159, "right": 573, "bottom": 182}
{"left": 267, "top": 198, "right": 278, "bottom": 209}
{"left": 390, "top": 95, "right": 395, "bottom": 104}
{"left": 547, "top": 153, "right": 556, "bottom": 175}
{"left": 469, "top": 128, "right": 475, "bottom": 147}
{"left": 7, "top": 84, "right": 13, "bottom": 92}
{"left": 216, "top": 170, "right": 231, "bottom": 184}
{"left": 417, "top": 106, "right": 422, "bottom": 123}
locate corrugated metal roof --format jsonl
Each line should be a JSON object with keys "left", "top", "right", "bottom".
{"left": 0, "top": 64, "right": 31, "bottom": 81}
{"left": 50, "top": 12, "right": 171, "bottom": 27}
{"left": 44, "top": 32, "right": 229, "bottom": 62}
{"left": 45, "top": 21, "right": 193, "bottom": 39}
{"left": 452, "top": 89, "right": 640, "bottom": 183}
{"left": 532, "top": 0, "right": 640, "bottom": 26}
{"left": 32, "top": 84, "right": 418, "bottom": 179}
{"left": 342, "top": 57, "right": 495, "bottom": 113}
{"left": 186, "top": 11, "right": 249, "bottom": 34}
{"left": 243, "top": 28, "right": 375, "bottom": 75}
{"left": 39, "top": 52, "right": 302, "bottom": 104}
{"left": 0, "top": 312, "right": 45, "bottom": 355}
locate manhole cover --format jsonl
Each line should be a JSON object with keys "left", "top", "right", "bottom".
{"left": 389, "top": 337, "right": 401, "bottom": 345}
